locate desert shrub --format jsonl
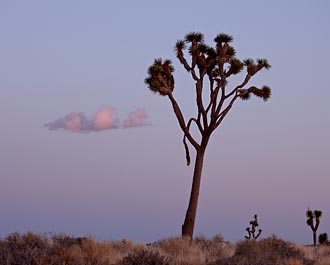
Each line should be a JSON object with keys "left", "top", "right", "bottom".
{"left": 194, "top": 234, "right": 223, "bottom": 254}
{"left": 194, "top": 234, "right": 234, "bottom": 263}
{"left": 156, "top": 236, "right": 205, "bottom": 265}
{"left": 288, "top": 244, "right": 330, "bottom": 265}
{"left": 117, "top": 248, "right": 171, "bottom": 265}
{"left": 215, "top": 235, "right": 313, "bottom": 265}
{"left": 318, "top": 233, "right": 328, "bottom": 245}
{"left": 0, "top": 232, "right": 51, "bottom": 265}
{"left": 52, "top": 244, "right": 84, "bottom": 265}
{"left": 51, "top": 233, "right": 87, "bottom": 248}
{"left": 51, "top": 236, "right": 122, "bottom": 265}
{"left": 111, "top": 239, "right": 137, "bottom": 256}
{"left": 80, "top": 238, "right": 118, "bottom": 265}
{"left": 313, "top": 246, "right": 330, "bottom": 265}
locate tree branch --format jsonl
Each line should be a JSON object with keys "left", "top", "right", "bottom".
{"left": 167, "top": 92, "right": 200, "bottom": 151}
{"left": 225, "top": 74, "right": 251, "bottom": 99}
{"left": 195, "top": 80, "right": 208, "bottom": 130}
{"left": 187, "top": 117, "right": 203, "bottom": 134}
{"left": 214, "top": 94, "right": 239, "bottom": 129}
{"left": 190, "top": 69, "right": 199, "bottom": 81}
{"left": 176, "top": 48, "right": 191, "bottom": 72}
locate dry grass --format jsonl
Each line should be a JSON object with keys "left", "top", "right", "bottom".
{"left": 296, "top": 244, "right": 330, "bottom": 265}
{"left": 0, "top": 232, "right": 329, "bottom": 264}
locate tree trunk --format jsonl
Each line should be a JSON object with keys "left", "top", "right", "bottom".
{"left": 182, "top": 149, "right": 205, "bottom": 239}
{"left": 313, "top": 231, "right": 317, "bottom": 246}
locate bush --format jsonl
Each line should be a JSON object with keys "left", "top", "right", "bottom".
{"left": 215, "top": 235, "right": 312, "bottom": 265}
{"left": 0, "top": 232, "right": 320, "bottom": 265}
{"left": 0, "top": 232, "right": 51, "bottom": 265}
{"left": 319, "top": 233, "right": 328, "bottom": 245}
{"left": 117, "top": 248, "right": 171, "bottom": 265}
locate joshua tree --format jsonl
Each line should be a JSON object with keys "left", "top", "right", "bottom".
{"left": 306, "top": 209, "right": 322, "bottom": 246}
{"left": 245, "top": 214, "right": 262, "bottom": 240}
{"left": 145, "top": 32, "right": 271, "bottom": 239}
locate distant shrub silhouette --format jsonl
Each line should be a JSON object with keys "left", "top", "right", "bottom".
{"left": 319, "top": 233, "right": 329, "bottom": 245}
{"left": 245, "top": 214, "right": 262, "bottom": 240}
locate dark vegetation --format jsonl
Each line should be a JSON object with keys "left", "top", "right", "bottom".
{"left": 1, "top": 232, "right": 329, "bottom": 265}
{"left": 145, "top": 32, "right": 271, "bottom": 238}
{"left": 306, "top": 209, "right": 322, "bottom": 246}
{"left": 245, "top": 214, "right": 262, "bottom": 240}
{"left": 319, "top": 233, "right": 329, "bottom": 245}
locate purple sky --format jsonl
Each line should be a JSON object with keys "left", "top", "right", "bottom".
{"left": 1, "top": 0, "right": 329, "bottom": 244}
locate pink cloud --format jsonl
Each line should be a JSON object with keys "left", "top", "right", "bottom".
{"left": 45, "top": 107, "right": 119, "bottom": 133}
{"left": 45, "top": 107, "right": 149, "bottom": 133}
{"left": 122, "top": 108, "right": 149, "bottom": 128}
{"left": 94, "top": 107, "right": 119, "bottom": 131}
{"left": 64, "top": 112, "right": 86, "bottom": 132}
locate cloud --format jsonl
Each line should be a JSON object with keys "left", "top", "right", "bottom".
{"left": 45, "top": 107, "right": 149, "bottom": 133}
{"left": 93, "top": 107, "right": 119, "bottom": 131}
{"left": 45, "top": 107, "right": 119, "bottom": 133}
{"left": 122, "top": 108, "right": 149, "bottom": 128}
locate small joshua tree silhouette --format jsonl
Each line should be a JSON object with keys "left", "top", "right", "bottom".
{"left": 306, "top": 208, "right": 322, "bottom": 246}
{"left": 245, "top": 214, "right": 262, "bottom": 240}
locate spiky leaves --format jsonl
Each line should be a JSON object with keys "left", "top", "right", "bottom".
{"left": 306, "top": 210, "right": 323, "bottom": 220}
{"left": 244, "top": 58, "right": 271, "bottom": 76}
{"left": 186, "top": 32, "right": 204, "bottom": 69}
{"left": 185, "top": 32, "right": 204, "bottom": 43}
{"left": 145, "top": 58, "right": 175, "bottom": 96}
{"left": 175, "top": 40, "right": 191, "bottom": 72}
{"left": 239, "top": 85, "right": 271, "bottom": 101}
{"left": 214, "top": 33, "right": 233, "bottom": 44}
{"left": 175, "top": 32, "right": 206, "bottom": 71}
{"left": 175, "top": 40, "right": 186, "bottom": 51}
{"left": 257, "top": 58, "right": 271, "bottom": 70}
{"left": 226, "top": 58, "right": 243, "bottom": 77}
{"left": 306, "top": 210, "right": 314, "bottom": 218}
{"left": 214, "top": 33, "right": 234, "bottom": 63}
{"left": 314, "top": 210, "right": 322, "bottom": 219}
{"left": 175, "top": 33, "right": 218, "bottom": 76}
{"left": 306, "top": 209, "right": 322, "bottom": 231}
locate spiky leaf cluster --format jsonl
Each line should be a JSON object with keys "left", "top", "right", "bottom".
{"left": 244, "top": 58, "right": 271, "bottom": 76}
{"left": 306, "top": 209, "right": 322, "bottom": 220}
{"left": 214, "top": 33, "right": 233, "bottom": 44}
{"left": 239, "top": 85, "right": 271, "bottom": 101}
{"left": 314, "top": 210, "right": 322, "bottom": 218}
{"left": 306, "top": 209, "right": 322, "bottom": 231}
{"left": 145, "top": 58, "right": 175, "bottom": 96}
{"left": 173, "top": 32, "right": 271, "bottom": 89}
{"left": 174, "top": 32, "right": 249, "bottom": 80}
{"left": 184, "top": 32, "right": 204, "bottom": 43}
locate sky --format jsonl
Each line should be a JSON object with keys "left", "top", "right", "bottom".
{"left": 0, "top": 0, "right": 329, "bottom": 244}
